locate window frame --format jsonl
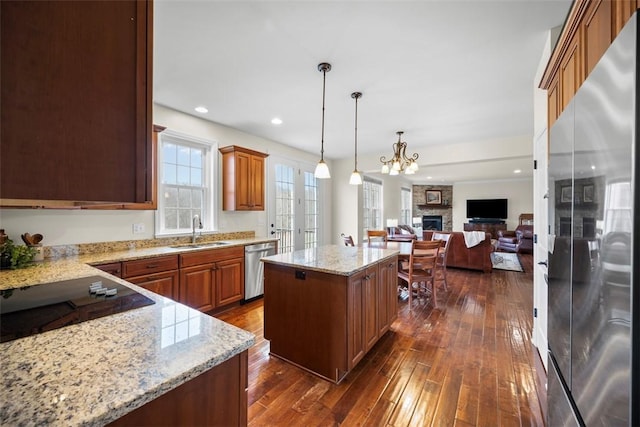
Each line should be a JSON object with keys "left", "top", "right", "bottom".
{"left": 362, "top": 176, "right": 383, "bottom": 239}
{"left": 155, "top": 129, "right": 217, "bottom": 237}
{"left": 401, "top": 186, "right": 412, "bottom": 226}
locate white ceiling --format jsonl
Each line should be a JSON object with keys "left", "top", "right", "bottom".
{"left": 153, "top": 0, "right": 571, "bottom": 182}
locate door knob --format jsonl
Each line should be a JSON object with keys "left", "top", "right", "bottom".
{"left": 270, "top": 231, "right": 276, "bottom": 235}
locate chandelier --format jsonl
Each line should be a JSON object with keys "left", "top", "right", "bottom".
{"left": 380, "top": 131, "right": 419, "bottom": 175}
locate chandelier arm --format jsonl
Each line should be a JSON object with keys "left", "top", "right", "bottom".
{"left": 380, "top": 155, "right": 390, "bottom": 163}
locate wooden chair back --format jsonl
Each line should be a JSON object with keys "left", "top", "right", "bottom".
{"left": 341, "top": 233, "right": 355, "bottom": 247}
{"left": 367, "top": 230, "right": 388, "bottom": 243}
{"left": 398, "top": 240, "right": 441, "bottom": 308}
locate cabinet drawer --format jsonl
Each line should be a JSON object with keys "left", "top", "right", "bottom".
{"left": 122, "top": 255, "right": 179, "bottom": 278}
{"left": 180, "top": 246, "right": 244, "bottom": 268}
{"left": 93, "top": 262, "right": 123, "bottom": 278}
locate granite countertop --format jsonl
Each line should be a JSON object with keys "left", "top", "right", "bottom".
{"left": 0, "top": 237, "right": 270, "bottom": 426}
{"left": 261, "top": 244, "right": 399, "bottom": 276}
{"left": 1, "top": 236, "right": 278, "bottom": 290}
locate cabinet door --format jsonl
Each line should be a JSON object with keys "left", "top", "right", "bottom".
{"left": 348, "top": 270, "right": 366, "bottom": 369}
{"left": 128, "top": 270, "right": 179, "bottom": 300}
{"left": 93, "top": 262, "right": 122, "bottom": 278}
{"left": 235, "top": 151, "right": 253, "bottom": 210}
{"left": 583, "top": 0, "right": 613, "bottom": 78}
{"left": 364, "top": 265, "right": 379, "bottom": 352}
{"left": 215, "top": 257, "right": 245, "bottom": 307}
{"left": 378, "top": 258, "right": 398, "bottom": 335}
{"left": 0, "top": 1, "right": 152, "bottom": 206}
{"left": 560, "top": 31, "right": 582, "bottom": 110}
{"left": 249, "top": 154, "right": 265, "bottom": 210}
{"left": 180, "top": 264, "right": 215, "bottom": 312}
{"left": 548, "top": 75, "right": 561, "bottom": 129}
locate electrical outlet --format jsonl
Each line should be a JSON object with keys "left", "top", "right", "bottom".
{"left": 132, "top": 223, "right": 145, "bottom": 234}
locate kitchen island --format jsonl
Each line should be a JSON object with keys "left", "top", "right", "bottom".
{"left": 262, "top": 244, "right": 399, "bottom": 383}
{"left": 0, "top": 258, "right": 254, "bottom": 426}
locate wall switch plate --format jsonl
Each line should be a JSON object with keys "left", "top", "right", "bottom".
{"left": 132, "top": 223, "right": 145, "bottom": 234}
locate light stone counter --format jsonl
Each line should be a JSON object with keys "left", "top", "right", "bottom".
{"left": 261, "top": 244, "right": 399, "bottom": 276}
{"left": 0, "top": 237, "right": 269, "bottom": 426}
{"left": 0, "top": 236, "right": 278, "bottom": 290}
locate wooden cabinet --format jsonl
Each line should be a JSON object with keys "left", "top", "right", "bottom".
{"left": 0, "top": 1, "right": 154, "bottom": 208}
{"left": 179, "top": 246, "right": 245, "bottom": 312}
{"left": 128, "top": 270, "right": 179, "bottom": 300}
{"left": 541, "top": 0, "right": 638, "bottom": 121}
{"left": 108, "top": 350, "right": 248, "bottom": 427}
{"left": 219, "top": 146, "right": 268, "bottom": 211}
{"left": 378, "top": 258, "right": 398, "bottom": 336}
{"left": 264, "top": 255, "right": 398, "bottom": 383}
{"left": 93, "top": 262, "right": 123, "bottom": 278}
{"left": 180, "top": 264, "right": 216, "bottom": 312}
{"left": 122, "top": 255, "right": 179, "bottom": 300}
{"left": 347, "top": 264, "right": 380, "bottom": 369}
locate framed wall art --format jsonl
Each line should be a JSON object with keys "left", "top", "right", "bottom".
{"left": 425, "top": 190, "right": 442, "bottom": 205}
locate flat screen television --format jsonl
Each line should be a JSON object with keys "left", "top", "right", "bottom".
{"left": 466, "top": 198, "right": 508, "bottom": 220}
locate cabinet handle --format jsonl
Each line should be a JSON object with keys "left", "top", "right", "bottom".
{"left": 146, "top": 264, "right": 159, "bottom": 269}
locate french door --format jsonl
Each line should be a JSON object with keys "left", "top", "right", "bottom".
{"left": 267, "top": 156, "right": 320, "bottom": 253}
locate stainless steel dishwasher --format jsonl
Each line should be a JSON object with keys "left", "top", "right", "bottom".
{"left": 244, "top": 241, "right": 277, "bottom": 302}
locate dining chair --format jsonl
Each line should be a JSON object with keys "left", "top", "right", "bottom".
{"left": 397, "top": 240, "right": 441, "bottom": 308}
{"left": 341, "top": 233, "right": 355, "bottom": 247}
{"left": 432, "top": 232, "right": 452, "bottom": 291}
{"left": 367, "top": 230, "right": 388, "bottom": 243}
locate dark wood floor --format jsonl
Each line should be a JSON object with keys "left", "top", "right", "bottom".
{"left": 217, "top": 254, "right": 544, "bottom": 426}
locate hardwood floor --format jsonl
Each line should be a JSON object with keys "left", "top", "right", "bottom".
{"left": 217, "top": 254, "right": 545, "bottom": 426}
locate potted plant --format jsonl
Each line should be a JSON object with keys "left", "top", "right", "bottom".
{"left": 0, "top": 237, "right": 36, "bottom": 270}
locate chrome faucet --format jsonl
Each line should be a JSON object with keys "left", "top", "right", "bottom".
{"left": 192, "top": 214, "right": 203, "bottom": 243}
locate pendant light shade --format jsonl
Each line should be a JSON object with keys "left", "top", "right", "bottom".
{"left": 349, "top": 91, "right": 363, "bottom": 185}
{"left": 314, "top": 63, "right": 332, "bottom": 179}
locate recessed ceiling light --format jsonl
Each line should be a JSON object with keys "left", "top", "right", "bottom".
{"left": 195, "top": 106, "right": 208, "bottom": 114}
{"left": 426, "top": 176, "right": 433, "bottom": 180}
{"left": 591, "top": 165, "right": 596, "bottom": 170}
{"left": 271, "top": 117, "right": 283, "bottom": 125}
{"left": 514, "top": 169, "right": 522, "bottom": 174}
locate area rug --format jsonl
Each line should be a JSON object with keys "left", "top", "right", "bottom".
{"left": 491, "top": 252, "right": 524, "bottom": 272}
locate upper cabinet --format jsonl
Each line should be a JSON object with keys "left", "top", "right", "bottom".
{"left": 220, "top": 146, "right": 269, "bottom": 211}
{"left": 0, "top": 1, "right": 154, "bottom": 209}
{"left": 541, "top": 0, "right": 638, "bottom": 125}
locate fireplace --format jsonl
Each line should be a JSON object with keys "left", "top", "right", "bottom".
{"left": 423, "top": 215, "right": 443, "bottom": 231}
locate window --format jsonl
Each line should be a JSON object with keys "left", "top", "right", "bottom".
{"left": 363, "top": 177, "right": 383, "bottom": 238}
{"left": 401, "top": 187, "right": 412, "bottom": 225}
{"left": 270, "top": 159, "right": 320, "bottom": 253}
{"left": 304, "top": 171, "right": 319, "bottom": 248}
{"left": 157, "top": 130, "right": 215, "bottom": 235}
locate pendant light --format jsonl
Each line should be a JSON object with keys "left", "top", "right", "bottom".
{"left": 314, "top": 62, "right": 331, "bottom": 179}
{"left": 349, "top": 92, "right": 363, "bottom": 185}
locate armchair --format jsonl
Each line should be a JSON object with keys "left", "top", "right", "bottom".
{"left": 496, "top": 225, "right": 534, "bottom": 253}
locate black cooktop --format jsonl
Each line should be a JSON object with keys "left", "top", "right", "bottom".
{"left": 0, "top": 275, "right": 155, "bottom": 343}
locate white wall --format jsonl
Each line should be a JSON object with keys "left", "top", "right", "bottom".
{"left": 452, "top": 179, "right": 534, "bottom": 231}
{"left": 0, "top": 105, "right": 333, "bottom": 246}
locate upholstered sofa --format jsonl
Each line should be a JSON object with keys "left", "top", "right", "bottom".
{"left": 496, "top": 225, "right": 533, "bottom": 253}
{"left": 423, "top": 231, "right": 493, "bottom": 273}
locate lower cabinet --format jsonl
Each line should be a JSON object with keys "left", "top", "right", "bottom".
{"left": 127, "top": 270, "right": 179, "bottom": 300}
{"left": 107, "top": 350, "right": 248, "bottom": 427}
{"left": 378, "top": 257, "right": 398, "bottom": 335}
{"left": 264, "top": 255, "right": 398, "bottom": 383}
{"left": 121, "top": 255, "right": 180, "bottom": 300}
{"left": 180, "top": 247, "right": 245, "bottom": 313}
{"left": 94, "top": 246, "right": 245, "bottom": 313}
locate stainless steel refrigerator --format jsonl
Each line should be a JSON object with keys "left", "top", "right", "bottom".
{"left": 547, "top": 12, "right": 638, "bottom": 427}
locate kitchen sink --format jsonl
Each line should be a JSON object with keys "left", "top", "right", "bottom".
{"left": 170, "top": 241, "right": 231, "bottom": 249}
